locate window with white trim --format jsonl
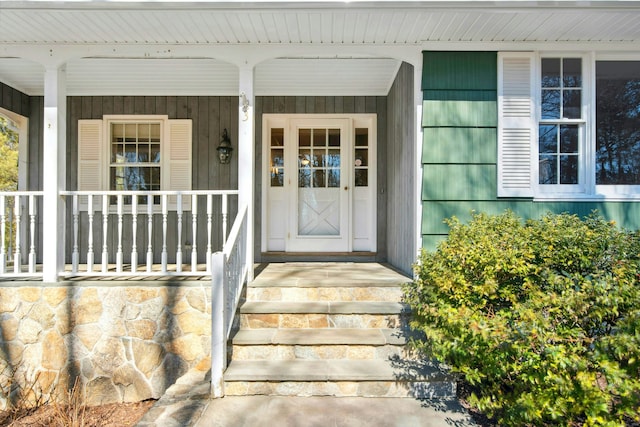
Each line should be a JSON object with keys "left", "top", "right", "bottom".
{"left": 498, "top": 53, "right": 640, "bottom": 200}
{"left": 78, "top": 115, "right": 192, "bottom": 209}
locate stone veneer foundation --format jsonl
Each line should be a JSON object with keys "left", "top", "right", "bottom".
{"left": 0, "top": 283, "right": 211, "bottom": 408}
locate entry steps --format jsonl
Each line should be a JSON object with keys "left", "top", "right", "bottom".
{"left": 223, "top": 263, "right": 456, "bottom": 398}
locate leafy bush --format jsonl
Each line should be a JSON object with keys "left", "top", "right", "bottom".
{"left": 404, "top": 211, "right": 640, "bottom": 426}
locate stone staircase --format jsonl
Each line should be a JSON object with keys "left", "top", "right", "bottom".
{"left": 222, "top": 263, "right": 455, "bottom": 398}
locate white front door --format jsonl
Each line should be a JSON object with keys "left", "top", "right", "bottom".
{"left": 263, "top": 114, "right": 376, "bottom": 253}
{"left": 289, "top": 119, "right": 350, "bottom": 251}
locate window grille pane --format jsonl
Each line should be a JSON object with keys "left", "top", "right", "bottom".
{"left": 328, "top": 129, "right": 340, "bottom": 147}
{"left": 541, "top": 89, "right": 561, "bottom": 119}
{"left": 542, "top": 58, "right": 561, "bottom": 87}
{"left": 539, "top": 125, "right": 558, "bottom": 154}
{"left": 312, "top": 170, "right": 326, "bottom": 187}
{"left": 313, "top": 129, "right": 327, "bottom": 147}
{"left": 328, "top": 169, "right": 340, "bottom": 187}
{"left": 355, "top": 128, "right": 368, "bottom": 146}
{"left": 539, "top": 155, "right": 557, "bottom": 184}
{"left": 271, "top": 128, "right": 284, "bottom": 147}
{"left": 563, "top": 90, "right": 582, "bottom": 119}
{"left": 560, "top": 155, "right": 579, "bottom": 184}
{"left": 355, "top": 169, "right": 368, "bottom": 187}
{"left": 560, "top": 125, "right": 579, "bottom": 153}
{"left": 563, "top": 58, "right": 582, "bottom": 87}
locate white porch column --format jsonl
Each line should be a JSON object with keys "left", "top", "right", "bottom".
{"left": 42, "top": 66, "right": 67, "bottom": 282}
{"left": 238, "top": 64, "right": 255, "bottom": 281}
{"left": 414, "top": 59, "right": 424, "bottom": 270}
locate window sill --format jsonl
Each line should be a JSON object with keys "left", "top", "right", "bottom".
{"left": 533, "top": 194, "right": 640, "bottom": 202}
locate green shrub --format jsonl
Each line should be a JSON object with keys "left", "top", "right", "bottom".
{"left": 404, "top": 211, "right": 640, "bottom": 426}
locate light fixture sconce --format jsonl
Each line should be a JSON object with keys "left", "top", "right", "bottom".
{"left": 217, "top": 128, "right": 233, "bottom": 164}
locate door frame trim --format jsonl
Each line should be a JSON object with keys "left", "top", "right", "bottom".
{"left": 261, "top": 113, "right": 377, "bottom": 253}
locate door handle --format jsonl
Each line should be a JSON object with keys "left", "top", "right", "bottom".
{"left": 344, "top": 186, "right": 348, "bottom": 190}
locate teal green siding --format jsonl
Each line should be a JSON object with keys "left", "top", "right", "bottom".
{"left": 422, "top": 128, "right": 496, "bottom": 164}
{"left": 422, "top": 51, "right": 497, "bottom": 91}
{"left": 423, "top": 201, "right": 640, "bottom": 240}
{"left": 422, "top": 165, "right": 496, "bottom": 201}
{"left": 420, "top": 51, "right": 640, "bottom": 251}
{"left": 422, "top": 99, "right": 496, "bottom": 127}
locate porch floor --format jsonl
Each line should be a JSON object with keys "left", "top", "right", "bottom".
{"left": 0, "top": 261, "right": 412, "bottom": 283}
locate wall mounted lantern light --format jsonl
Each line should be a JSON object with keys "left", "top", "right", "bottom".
{"left": 217, "top": 128, "right": 233, "bottom": 164}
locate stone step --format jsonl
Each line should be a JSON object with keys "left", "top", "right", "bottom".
{"left": 239, "top": 301, "right": 409, "bottom": 329}
{"left": 246, "top": 286, "right": 403, "bottom": 303}
{"left": 240, "top": 301, "right": 408, "bottom": 314}
{"left": 233, "top": 328, "right": 407, "bottom": 346}
{"left": 231, "top": 328, "right": 410, "bottom": 360}
{"left": 240, "top": 312, "right": 405, "bottom": 329}
{"left": 223, "top": 360, "right": 456, "bottom": 398}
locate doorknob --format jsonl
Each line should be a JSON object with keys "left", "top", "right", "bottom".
{"left": 344, "top": 186, "right": 348, "bottom": 190}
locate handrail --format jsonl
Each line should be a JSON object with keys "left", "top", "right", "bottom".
{"left": 211, "top": 203, "right": 249, "bottom": 398}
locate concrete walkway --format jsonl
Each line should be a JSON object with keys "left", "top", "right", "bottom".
{"left": 193, "top": 395, "right": 477, "bottom": 427}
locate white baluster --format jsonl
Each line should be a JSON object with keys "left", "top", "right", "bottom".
{"left": 191, "top": 194, "right": 198, "bottom": 272}
{"left": 0, "top": 195, "right": 6, "bottom": 274}
{"left": 13, "top": 195, "right": 21, "bottom": 274}
{"left": 27, "top": 195, "right": 36, "bottom": 273}
{"left": 206, "top": 194, "right": 213, "bottom": 272}
{"left": 222, "top": 194, "right": 228, "bottom": 246}
{"left": 116, "top": 194, "right": 123, "bottom": 273}
{"left": 71, "top": 195, "right": 79, "bottom": 273}
{"left": 146, "top": 195, "right": 153, "bottom": 273}
{"left": 131, "top": 195, "right": 138, "bottom": 273}
{"left": 161, "top": 194, "right": 168, "bottom": 273}
{"left": 176, "top": 193, "right": 183, "bottom": 273}
{"left": 101, "top": 194, "right": 109, "bottom": 273}
{"left": 87, "top": 194, "right": 94, "bottom": 272}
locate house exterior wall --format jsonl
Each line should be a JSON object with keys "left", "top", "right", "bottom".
{"left": 421, "top": 51, "right": 640, "bottom": 249}
{"left": 386, "top": 62, "right": 416, "bottom": 275}
{"left": 0, "top": 283, "right": 211, "bottom": 408}
{"left": 65, "top": 96, "right": 239, "bottom": 264}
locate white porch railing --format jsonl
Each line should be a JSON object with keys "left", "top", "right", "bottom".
{"left": 0, "top": 191, "right": 44, "bottom": 277}
{"left": 211, "top": 203, "right": 249, "bottom": 398}
{"left": 60, "top": 190, "right": 239, "bottom": 277}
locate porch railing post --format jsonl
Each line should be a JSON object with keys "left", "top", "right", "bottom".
{"left": 87, "top": 194, "right": 94, "bottom": 272}
{"left": 131, "top": 195, "right": 138, "bottom": 272}
{"left": 191, "top": 194, "right": 198, "bottom": 272}
{"left": 211, "top": 251, "right": 227, "bottom": 398}
{"left": 176, "top": 193, "right": 183, "bottom": 273}
{"left": 42, "top": 65, "right": 66, "bottom": 282}
{"left": 13, "top": 195, "right": 21, "bottom": 274}
{"left": 71, "top": 195, "right": 79, "bottom": 273}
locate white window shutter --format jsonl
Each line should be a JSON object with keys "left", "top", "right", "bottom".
{"left": 497, "top": 53, "right": 536, "bottom": 197}
{"left": 165, "top": 119, "right": 192, "bottom": 210}
{"left": 78, "top": 119, "right": 104, "bottom": 209}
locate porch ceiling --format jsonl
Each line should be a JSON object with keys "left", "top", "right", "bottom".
{"left": 1, "top": 1, "right": 640, "bottom": 96}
